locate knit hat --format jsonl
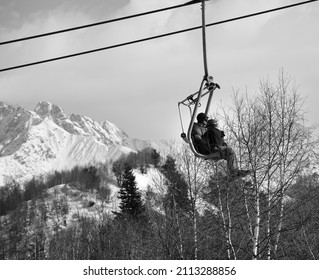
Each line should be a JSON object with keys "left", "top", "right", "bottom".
{"left": 197, "top": 113, "right": 208, "bottom": 122}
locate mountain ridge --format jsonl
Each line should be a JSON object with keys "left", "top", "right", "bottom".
{"left": 0, "top": 101, "right": 158, "bottom": 186}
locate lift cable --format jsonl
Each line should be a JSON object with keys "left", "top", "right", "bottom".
{"left": 0, "top": 0, "right": 205, "bottom": 46}
{"left": 0, "top": 0, "right": 317, "bottom": 73}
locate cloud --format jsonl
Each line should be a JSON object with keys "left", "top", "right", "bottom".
{"left": 1, "top": 0, "right": 318, "bottom": 140}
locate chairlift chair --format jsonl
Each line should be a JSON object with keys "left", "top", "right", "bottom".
{"left": 177, "top": 0, "right": 220, "bottom": 161}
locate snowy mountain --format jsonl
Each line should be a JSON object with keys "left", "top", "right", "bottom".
{"left": 0, "top": 101, "right": 157, "bottom": 186}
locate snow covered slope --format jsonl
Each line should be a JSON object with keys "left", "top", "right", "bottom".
{"left": 0, "top": 101, "right": 155, "bottom": 185}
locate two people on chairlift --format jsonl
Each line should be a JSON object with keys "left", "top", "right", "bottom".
{"left": 192, "top": 112, "right": 248, "bottom": 176}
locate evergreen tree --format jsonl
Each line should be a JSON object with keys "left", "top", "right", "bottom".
{"left": 159, "top": 155, "right": 192, "bottom": 259}
{"left": 116, "top": 165, "right": 145, "bottom": 219}
{"left": 161, "top": 156, "right": 191, "bottom": 212}
{"left": 151, "top": 149, "right": 161, "bottom": 168}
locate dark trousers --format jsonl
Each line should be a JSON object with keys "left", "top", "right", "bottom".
{"left": 219, "top": 146, "right": 238, "bottom": 173}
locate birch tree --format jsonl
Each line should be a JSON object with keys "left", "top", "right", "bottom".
{"left": 223, "top": 71, "right": 316, "bottom": 259}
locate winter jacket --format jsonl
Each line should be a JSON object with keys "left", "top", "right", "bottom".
{"left": 203, "top": 127, "right": 226, "bottom": 152}
{"left": 191, "top": 122, "right": 209, "bottom": 154}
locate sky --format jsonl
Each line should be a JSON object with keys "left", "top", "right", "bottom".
{"left": 0, "top": 0, "right": 318, "bottom": 141}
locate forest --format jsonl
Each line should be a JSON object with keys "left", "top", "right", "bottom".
{"left": 0, "top": 73, "right": 318, "bottom": 260}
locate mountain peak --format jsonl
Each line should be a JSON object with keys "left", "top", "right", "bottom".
{"left": 0, "top": 101, "right": 158, "bottom": 185}
{"left": 35, "top": 101, "right": 63, "bottom": 118}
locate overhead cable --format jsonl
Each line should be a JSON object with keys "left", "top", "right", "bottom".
{"left": 0, "top": 0, "right": 317, "bottom": 73}
{"left": 0, "top": 0, "right": 204, "bottom": 46}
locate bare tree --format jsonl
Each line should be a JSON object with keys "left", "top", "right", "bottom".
{"left": 223, "top": 70, "right": 316, "bottom": 259}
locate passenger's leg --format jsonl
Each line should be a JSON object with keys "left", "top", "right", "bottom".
{"left": 220, "top": 146, "right": 238, "bottom": 174}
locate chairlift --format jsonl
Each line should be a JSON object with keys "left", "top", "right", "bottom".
{"left": 178, "top": 0, "right": 220, "bottom": 160}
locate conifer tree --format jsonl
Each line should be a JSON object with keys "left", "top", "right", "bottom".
{"left": 160, "top": 155, "right": 192, "bottom": 259}
{"left": 162, "top": 156, "right": 191, "bottom": 212}
{"left": 116, "top": 165, "right": 145, "bottom": 219}
{"left": 151, "top": 149, "right": 161, "bottom": 168}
